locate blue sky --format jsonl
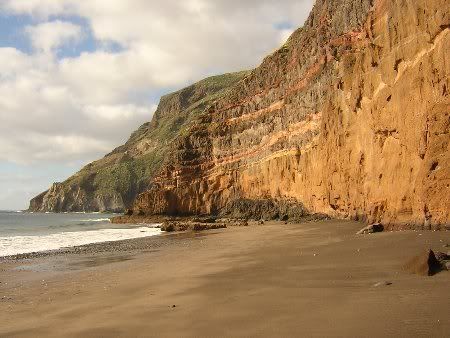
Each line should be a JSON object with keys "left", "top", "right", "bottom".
{"left": 0, "top": 0, "right": 314, "bottom": 210}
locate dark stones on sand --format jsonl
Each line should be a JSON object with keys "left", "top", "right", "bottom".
{"left": 434, "top": 251, "right": 450, "bottom": 270}
{"left": 434, "top": 251, "right": 449, "bottom": 262}
{"left": 356, "top": 223, "right": 384, "bottom": 235}
{"left": 403, "top": 250, "right": 443, "bottom": 276}
{"left": 220, "top": 198, "right": 307, "bottom": 222}
{"left": 160, "top": 220, "right": 227, "bottom": 232}
{"left": 161, "top": 222, "right": 176, "bottom": 232}
{"left": 191, "top": 217, "right": 216, "bottom": 224}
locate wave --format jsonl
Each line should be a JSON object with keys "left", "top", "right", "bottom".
{"left": 0, "top": 227, "right": 161, "bottom": 257}
{"left": 82, "top": 218, "right": 111, "bottom": 223}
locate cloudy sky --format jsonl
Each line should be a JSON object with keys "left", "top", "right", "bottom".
{"left": 0, "top": 0, "right": 314, "bottom": 210}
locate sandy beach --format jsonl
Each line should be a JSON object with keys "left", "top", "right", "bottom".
{"left": 1, "top": 220, "right": 449, "bottom": 337}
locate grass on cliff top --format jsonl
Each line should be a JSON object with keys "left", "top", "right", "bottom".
{"left": 113, "top": 70, "right": 251, "bottom": 150}
{"left": 93, "top": 150, "right": 165, "bottom": 196}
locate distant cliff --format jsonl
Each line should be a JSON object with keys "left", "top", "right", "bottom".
{"left": 131, "top": 0, "right": 449, "bottom": 228}
{"left": 29, "top": 72, "right": 249, "bottom": 212}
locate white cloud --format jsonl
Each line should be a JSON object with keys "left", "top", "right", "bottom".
{"left": 25, "top": 20, "right": 83, "bottom": 53}
{"left": 0, "top": 0, "right": 314, "bottom": 166}
{"left": 0, "top": 0, "right": 75, "bottom": 18}
{"left": 279, "top": 29, "right": 295, "bottom": 45}
{"left": 84, "top": 104, "right": 154, "bottom": 122}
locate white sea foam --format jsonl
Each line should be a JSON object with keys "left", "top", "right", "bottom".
{"left": 0, "top": 226, "right": 161, "bottom": 257}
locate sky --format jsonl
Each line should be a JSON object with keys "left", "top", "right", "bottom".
{"left": 0, "top": 0, "right": 314, "bottom": 210}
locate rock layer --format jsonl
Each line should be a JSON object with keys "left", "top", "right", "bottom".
{"left": 132, "top": 0, "right": 449, "bottom": 228}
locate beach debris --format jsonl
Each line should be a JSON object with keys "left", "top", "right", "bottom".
{"left": 356, "top": 223, "right": 384, "bottom": 235}
{"left": 403, "top": 250, "right": 443, "bottom": 276}
{"left": 373, "top": 281, "right": 393, "bottom": 287}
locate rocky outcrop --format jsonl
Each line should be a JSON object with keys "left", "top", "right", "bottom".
{"left": 132, "top": 0, "right": 449, "bottom": 228}
{"left": 29, "top": 72, "right": 249, "bottom": 212}
{"left": 160, "top": 220, "right": 228, "bottom": 232}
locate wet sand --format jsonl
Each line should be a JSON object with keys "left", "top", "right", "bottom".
{"left": 0, "top": 220, "right": 449, "bottom": 337}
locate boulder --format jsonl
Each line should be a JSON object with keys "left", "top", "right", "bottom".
{"left": 357, "top": 223, "right": 384, "bottom": 235}
{"left": 403, "top": 250, "right": 443, "bottom": 276}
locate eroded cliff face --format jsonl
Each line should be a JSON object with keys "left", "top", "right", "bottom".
{"left": 133, "top": 0, "right": 449, "bottom": 228}
{"left": 29, "top": 72, "right": 249, "bottom": 212}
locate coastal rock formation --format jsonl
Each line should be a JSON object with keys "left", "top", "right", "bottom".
{"left": 131, "top": 0, "right": 449, "bottom": 228}
{"left": 29, "top": 72, "right": 248, "bottom": 212}
{"left": 31, "top": 0, "right": 449, "bottom": 229}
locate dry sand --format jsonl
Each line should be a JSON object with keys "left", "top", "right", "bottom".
{"left": 0, "top": 220, "right": 449, "bottom": 337}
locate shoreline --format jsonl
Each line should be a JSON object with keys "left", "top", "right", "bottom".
{"left": 0, "top": 229, "right": 171, "bottom": 262}
{"left": 1, "top": 220, "right": 449, "bottom": 337}
{"left": 111, "top": 213, "right": 450, "bottom": 231}
{"left": 2, "top": 215, "right": 448, "bottom": 262}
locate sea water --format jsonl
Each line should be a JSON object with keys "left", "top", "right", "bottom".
{"left": 0, "top": 211, "right": 160, "bottom": 257}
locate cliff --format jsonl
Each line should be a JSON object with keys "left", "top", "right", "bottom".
{"left": 131, "top": 0, "right": 449, "bottom": 228}
{"left": 29, "top": 72, "right": 249, "bottom": 212}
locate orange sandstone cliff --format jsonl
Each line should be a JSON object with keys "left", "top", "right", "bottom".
{"left": 131, "top": 0, "right": 449, "bottom": 228}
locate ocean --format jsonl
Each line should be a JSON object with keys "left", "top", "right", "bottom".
{"left": 0, "top": 211, "right": 160, "bottom": 257}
